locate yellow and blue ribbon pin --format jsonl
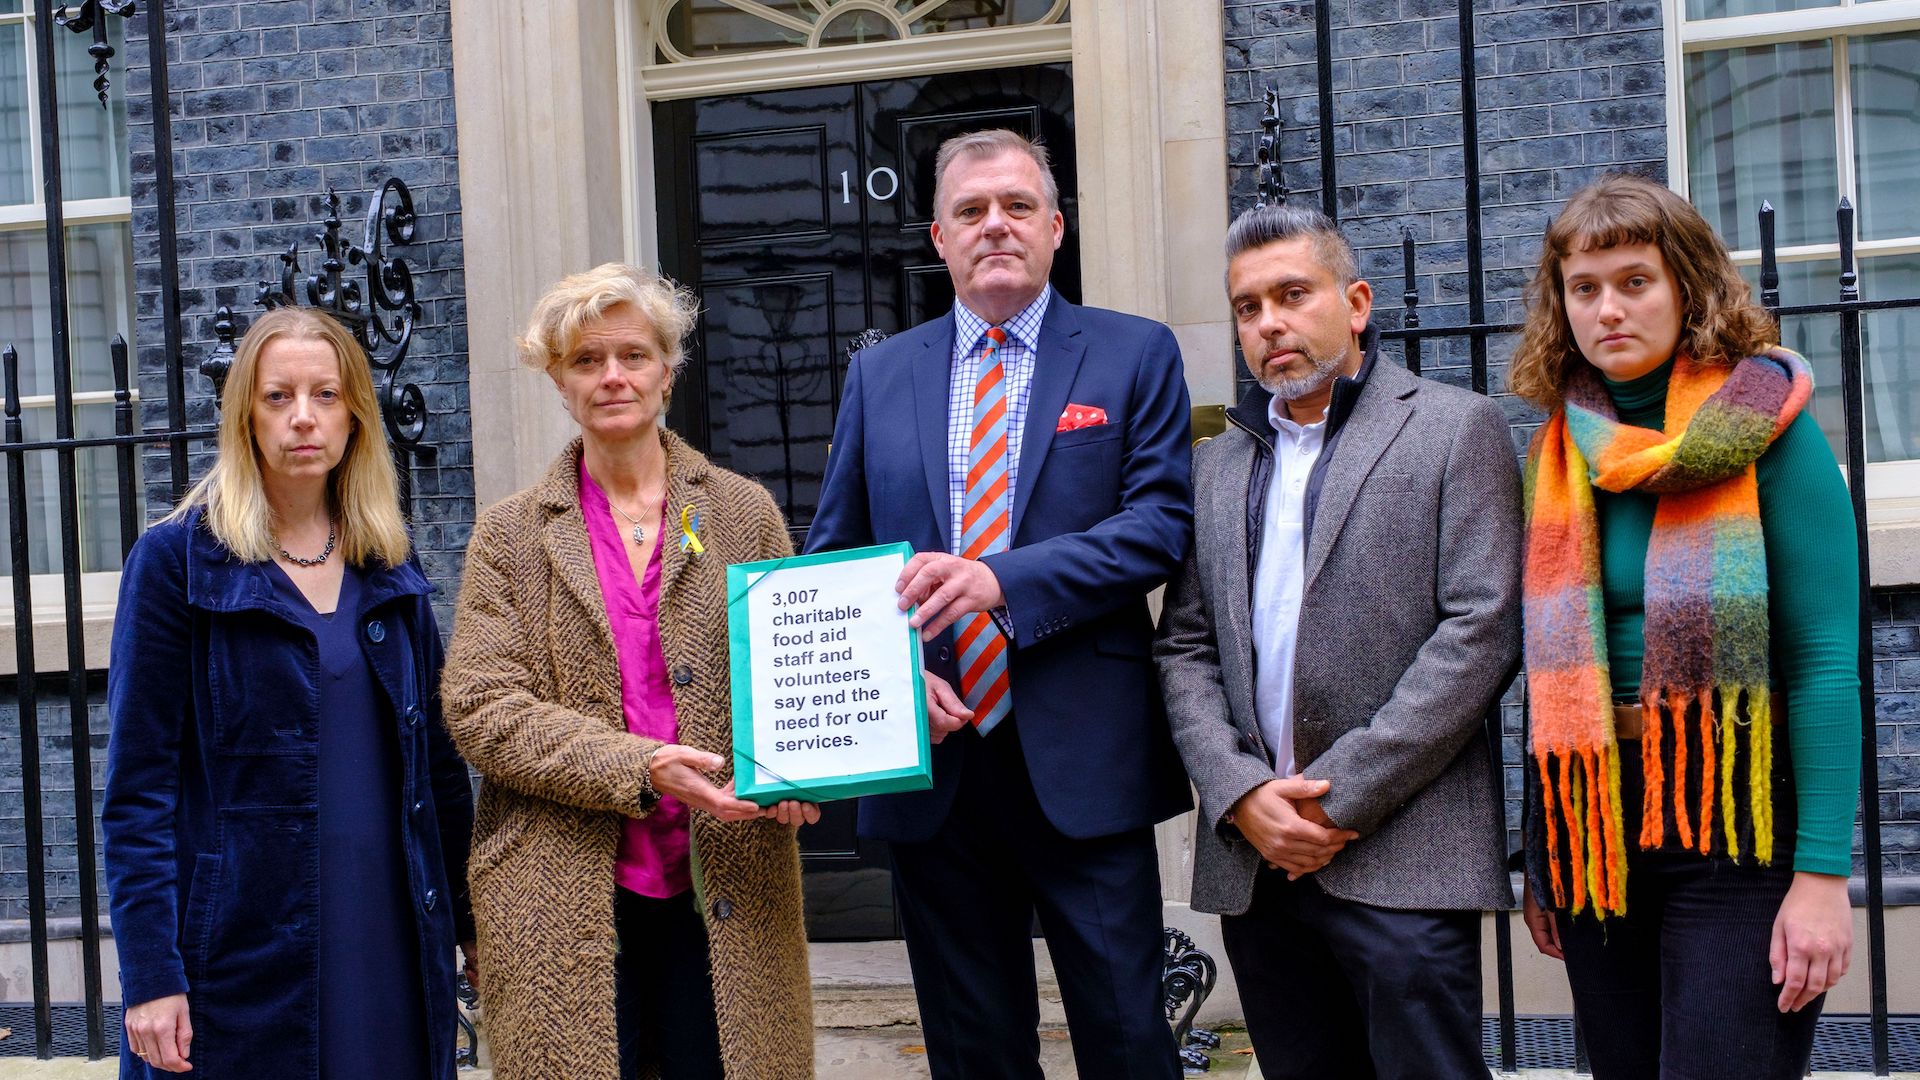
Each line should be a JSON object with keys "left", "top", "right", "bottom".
{"left": 680, "top": 504, "right": 705, "bottom": 555}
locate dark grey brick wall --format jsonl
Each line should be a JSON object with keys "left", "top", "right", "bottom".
{"left": 1228, "top": 0, "right": 1918, "bottom": 880}
{"left": 122, "top": 0, "right": 472, "bottom": 622}
{"left": 1224, "top": 0, "right": 1665, "bottom": 412}
{"left": 1872, "top": 588, "right": 1920, "bottom": 878}
{"left": 0, "top": 680, "right": 111, "bottom": 921}
{"left": 0, "top": 0, "right": 469, "bottom": 927}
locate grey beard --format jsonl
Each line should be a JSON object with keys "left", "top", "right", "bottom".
{"left": 1256, "top": 347, "right": 1345, "bottom": 400}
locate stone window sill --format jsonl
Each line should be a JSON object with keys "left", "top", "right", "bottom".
{"left": 0, "top": 573, "right": 119, "bottom": 676}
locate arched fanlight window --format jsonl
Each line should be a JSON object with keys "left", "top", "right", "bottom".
{"left": 651, "top": 0, "right": 1069, "bottom": 63}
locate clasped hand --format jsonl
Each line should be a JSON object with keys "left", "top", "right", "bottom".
{"left": 646, "top": 744, "right": 819, "bottom": 827}
{"left": 1227, "top": 776, "right": 1358, "bottom": 879}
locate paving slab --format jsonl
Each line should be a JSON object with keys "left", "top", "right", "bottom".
{"left": 0, "top": 1053, "right": 1913, "bottom": 1078}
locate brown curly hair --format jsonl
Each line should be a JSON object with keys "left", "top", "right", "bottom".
{"left": 1508, "top": 173, "right": 1777, "bottom": 410}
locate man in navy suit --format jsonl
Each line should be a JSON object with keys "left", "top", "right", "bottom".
{"left": 805, "top": 129, "right": 1194, "bottom": 1079}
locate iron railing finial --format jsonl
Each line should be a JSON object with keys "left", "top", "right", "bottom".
{"left": 1758, "top": 201, "right": 1780, "bottom": 314}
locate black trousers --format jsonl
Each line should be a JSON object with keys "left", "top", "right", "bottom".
{"left": 614, "top": 887, "right": 723, "bottom": 1080}
{"left": 1222, "top": 869, "right": 1489, "bottom": 1080}
{"left": 889, "top": 722, "right": 1180, "bottom": 1080}
{"left": 1559, "top": 848, "right": 1820, "bottom": 1080}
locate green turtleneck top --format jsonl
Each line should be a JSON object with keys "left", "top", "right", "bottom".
{"left": 1595, "top": 357, "right": 1861, "bottom": 877}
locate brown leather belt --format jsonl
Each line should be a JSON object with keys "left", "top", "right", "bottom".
{"left": 1612, "top": 693, "right": 1786, "bottom": 741}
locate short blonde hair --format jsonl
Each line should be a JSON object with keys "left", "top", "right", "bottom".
{"left": 167, "top": 306, "right": 411, "bottom": 567}
{"left": 517, "top": 263, "right": 699, "bottom": 375}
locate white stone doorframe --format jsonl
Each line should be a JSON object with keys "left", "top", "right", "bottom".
{"left": 451, "top": 0, "right": 1231, "bottom": 905}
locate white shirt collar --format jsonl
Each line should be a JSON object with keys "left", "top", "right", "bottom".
{"left": 1267, "top": 393, "right": 1330, "bottom": 438}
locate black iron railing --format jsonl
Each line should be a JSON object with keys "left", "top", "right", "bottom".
{"left": 8, "top": 0, "right": 190, "bottom": 1060}
{"left": 4, "top": 0, "right": 437, "bottom": 1061}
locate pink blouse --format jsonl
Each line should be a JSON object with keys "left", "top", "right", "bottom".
{"left": 579, "top": 462, "right": 692, "bottom": 899}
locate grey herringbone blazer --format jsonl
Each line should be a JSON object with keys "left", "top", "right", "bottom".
{"left": 1154, "top": 359, "right": 1521, "bottom": 915}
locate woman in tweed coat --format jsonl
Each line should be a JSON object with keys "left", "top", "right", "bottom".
{"left": 442, "top": 264, "right": 815, "bottom": 1080}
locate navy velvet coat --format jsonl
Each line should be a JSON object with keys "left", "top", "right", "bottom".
{"left": 101, "top": 510, "right": 475, "bottom": 1080}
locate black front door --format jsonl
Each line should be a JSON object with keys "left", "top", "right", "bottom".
{"left": 656, "top": 64, "right": 1077, "bottom": 940}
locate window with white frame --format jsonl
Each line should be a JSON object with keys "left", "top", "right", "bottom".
{"left": 1675, "top": 0, "right": 1920, "bottom": 499}
{"left": 649, "top": 0, "right": 1069, "bottom": 61}
{"left": 0, "top": 1, "right": 136, "bottom": 577}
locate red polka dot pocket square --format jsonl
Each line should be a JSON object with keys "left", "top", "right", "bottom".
{"left": 1056, "top": 404, "right": 1109, "bottom": 433}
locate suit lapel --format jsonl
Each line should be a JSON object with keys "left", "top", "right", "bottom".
{"left": 1303, "top": 369, "right": 1414, "bottom": 590}
{"left": 1010, "top": 294, "right": 1086, "bottom": 535}
{"left": 912, "top": 316, "right": 957, "bottom": 554}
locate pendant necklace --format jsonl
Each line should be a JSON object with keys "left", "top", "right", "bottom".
{"left": 608, "top": 498, "right": 653, "bottom": 546}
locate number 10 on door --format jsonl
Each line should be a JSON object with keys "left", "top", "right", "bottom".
{"left": 841, "top": 168, "right": 900, "bottom": 203}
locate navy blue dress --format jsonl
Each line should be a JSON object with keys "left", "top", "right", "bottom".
{"left": 270, "top": 562, "right": 427, "bottom": 1079}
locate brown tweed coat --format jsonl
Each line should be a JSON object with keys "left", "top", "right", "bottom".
{"left": 442, "top": 431, "right": 814, "bottom": 1080}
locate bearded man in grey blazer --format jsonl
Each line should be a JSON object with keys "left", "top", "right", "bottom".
{"left": 1154, "top": 204, "right": 1522, "bottom": 1080}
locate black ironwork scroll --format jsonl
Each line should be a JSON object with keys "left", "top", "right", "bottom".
{"left": 53, "top": 0, "right": 136, "bottom": 107}
{"left": 1163, "top": 926, "right": 1221, "bottom": 1073}
{"left": 1254, "top": 85, "right": 1286, "bottom": 209}
{"left": 208, "top": 180, "right": 431, "bottom": 511}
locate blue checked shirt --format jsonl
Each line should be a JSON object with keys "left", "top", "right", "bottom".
{"left": 946, "top": 285, "right": 1050, "bottom": 555}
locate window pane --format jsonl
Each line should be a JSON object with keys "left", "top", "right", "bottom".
{"left": 52, "top": 13, "right": 127, "bottom": 201}
{"left": 1685, "top": 0, "right": 1837, "bottom": 18}
{"left": 64, "top": 221, "right": 132, "bottom": 393}
{"left": 657, "top": 0, "right": 1066, "bottom": 56}
{"left": 910, "top": 1, "right": 1064, "bottom": 34}
{"left": 1686, "top": 41, "right": 1838, "bottom": 250}
{"left": 661, "top": 0, "right": 812, "bottom": 58}
{"left": 1860, "top": 256, "right": 1920, "bottom": 462}
{"left": 1742, "top": 257, "right": 1920, "bottom": 464}
{"left": 1739, "top": 260, "right": 1845, "bottom": 459}
{"left": 0, "top": 227, "right": 51, "bottom": 391}
{"left": 0, "top": 221, "right": 134, "bottom": 399}
{"left": 1, "top": 21, "right": 28, "bottom": 205}
{"left": 818, "top": 12, "right": 898, "bottom": 47}
{"left": 0, "top": 403, "right": 128, "bottom": 576}
{"left": 1852, "top": 31, "right": 1920, "bottom": 244}
{"left": 75, "top": 401, "right": 124, "bottom": 571}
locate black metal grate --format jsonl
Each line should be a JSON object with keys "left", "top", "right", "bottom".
{"left": 1807, "top": 1015, "right": 1920, "bottom": 1072}
{"left": 0, "top": 1003, "right": 121, "bottom": 1057}
{"left": 1479, "top": 1015, "right": 1579, "bottom": 1070}
{"left": 1479, "top": 1014, "right": 1920, "bottom": 1072}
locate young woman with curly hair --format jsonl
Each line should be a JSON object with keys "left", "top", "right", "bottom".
{"left": 1513, "top": 173, "right": 1861, "bottom": 1079}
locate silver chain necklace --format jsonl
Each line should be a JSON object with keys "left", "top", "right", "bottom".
{"left": 278, "top": 520, "right": 337, "bottom": 566}
{"left": 607, "top": 498, "right": 654, "bottom": 546}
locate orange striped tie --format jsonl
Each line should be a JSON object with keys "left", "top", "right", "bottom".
{"left": 956, "top": 327, "right": 1012, "bottom": 734}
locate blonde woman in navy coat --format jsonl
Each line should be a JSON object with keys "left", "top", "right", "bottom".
{"left": 101, "top": 306, "right": 474, "bottom": 1078}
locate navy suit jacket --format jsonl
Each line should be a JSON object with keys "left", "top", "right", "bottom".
{"left": 805, "top": 292, "right": 1196, "bottom": 843}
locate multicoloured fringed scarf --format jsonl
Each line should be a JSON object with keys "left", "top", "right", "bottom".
{"left": 1522, "top": 347, "right": 1812, "bottom": 917}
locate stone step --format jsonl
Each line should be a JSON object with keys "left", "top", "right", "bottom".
{"left": 808, "top": 940, "right": 1067, "bottom": 1029}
